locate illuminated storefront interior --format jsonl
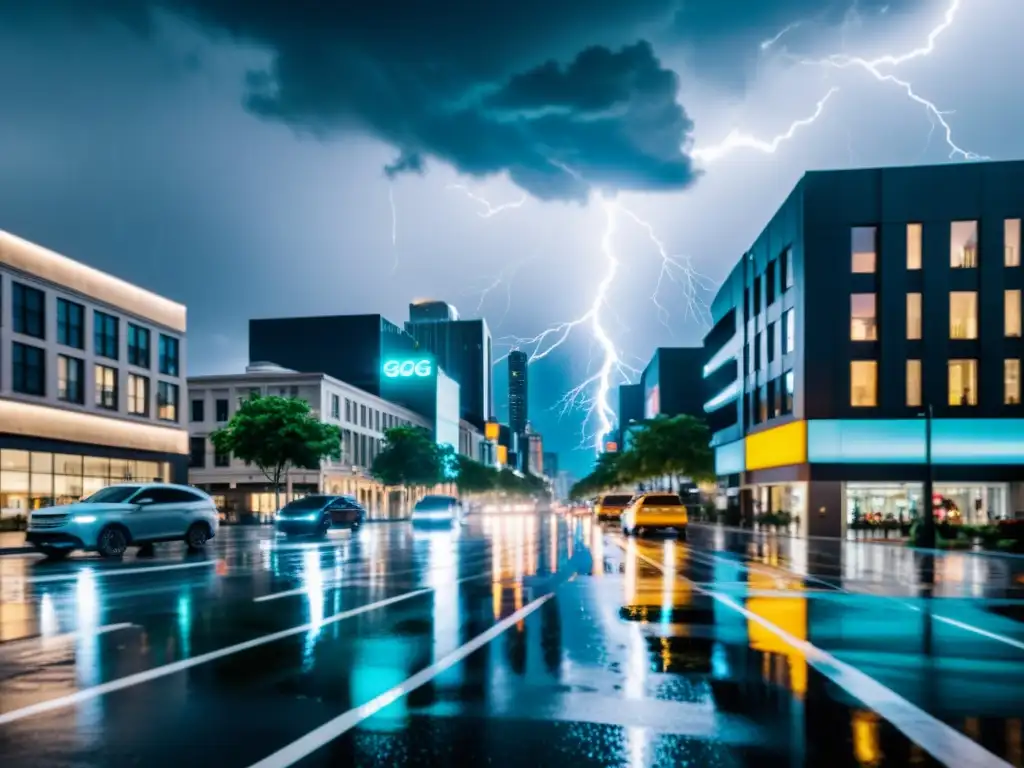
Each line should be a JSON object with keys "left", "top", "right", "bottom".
{"left": 0, "top": 449, "right": 170, "bottom": 517}
{"left": 845, "top": 482, "right": 1008, "bottom": 525}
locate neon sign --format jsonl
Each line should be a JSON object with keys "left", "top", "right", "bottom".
{"left": 382, "top": 359, "right": 432, "bottom": 378}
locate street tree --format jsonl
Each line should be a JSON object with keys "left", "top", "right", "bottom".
{"left": 209, "top": 394, "right": 341, "bottom": 512}
{"left": 454, "top": 455, "right": 498, "bottom": 495}
{"left": 371, "top": 425, "right": 444, "bottom": 511}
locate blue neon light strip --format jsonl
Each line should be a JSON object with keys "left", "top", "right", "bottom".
{"left": 715, "top": 440, "right": 745, "bottom": 475}
{"left": 703, "top": 333, "right": 740, "bottom": 377}
{"left": 807, "top": 419, "right": 1024, "bottom": 465}
{"left": 704, "top": 380, "right": 740, "bottom": 413}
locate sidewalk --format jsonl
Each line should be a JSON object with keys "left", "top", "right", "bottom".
{"left": 0, "top": 531, "right": 31, "bottom": 556}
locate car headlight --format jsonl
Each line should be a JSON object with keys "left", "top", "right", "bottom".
{"left": 73, "top": 515, "right": 97, "bottom": 524}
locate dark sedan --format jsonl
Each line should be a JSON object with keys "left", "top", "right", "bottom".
{"left": 275, "top": 495, "right": 366, "bottom": 537}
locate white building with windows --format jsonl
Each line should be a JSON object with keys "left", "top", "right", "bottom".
{"left": 0, "top": 230, "right": 189, "bottom": 520}
{"left": 187, "top": 362, "right": 430, "bottom": 520}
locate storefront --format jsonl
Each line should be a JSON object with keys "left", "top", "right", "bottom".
{"left": 0, "top": 448, "right": 171, "bottom": 519}
{"left": 845, "top": 482, "right": 1009, "bottom": 527}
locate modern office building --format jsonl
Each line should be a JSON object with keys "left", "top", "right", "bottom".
{"left": 642, "top": 347, "right": 705, "bottom": 419}
{"left": 508, "top": 350, "right": 528, "bottom": 435}
{"left": 703, "top": 160, "right": 1024, "bottom": 537}
{"left": 617, "top": 383, "right": 644, "bottom": 446}
{"left": 188, "top": 362, "right": 429, "bottom": 520}
{"left": 0, "top": 229, "right": 189, "bottom": 519}
{"left": 405, "top": 301, "right": 492, "bottom": 430}
{"left": 543, "top": 451, "right": 559, "bottom": 478}
{"left": 525, "top": 432, "right": 544, "bottom": 475}
{"left": 249, "top": 314, "right": 420, "bottom": 398}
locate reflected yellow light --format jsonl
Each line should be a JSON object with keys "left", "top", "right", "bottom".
{"left": 851, "top": 710, "right": 882, "bottom": 766}
{"left": 0, "top": 229, "right": 187, "bottom": 332}
{"left": 0, "top": 399, "right": 188, "bottom": 454}
{"left": 550, "top": 517, "right": 558, "bottom": 574}
{"left": 746, "top": 570, "right": 807, "bottom": 697}
{"left": 492, "top": 583, "right": 502, "bottom": 620}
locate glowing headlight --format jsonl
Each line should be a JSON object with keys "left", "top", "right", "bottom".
{"left": 72, "top": 515, "right": 97, "bottom": 524}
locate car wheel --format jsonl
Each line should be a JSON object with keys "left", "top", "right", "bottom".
{"left": 97, "top": 526, "right": 129, "bottom": 558}
{"left": 314, "top": 516, "right": 330, "bottom": 538}
{"left": 185, "top": 523, "right": 210, "bottom": 551}
{"left": 38, "top": 547, "right": 70, "bottom": 561}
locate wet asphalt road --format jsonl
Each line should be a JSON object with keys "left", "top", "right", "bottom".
{"left": 0, "top": 516, "right": 1022, "bottom": 767}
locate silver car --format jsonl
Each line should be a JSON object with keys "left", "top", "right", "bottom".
{"left": 411, "top": 494, "right": 465, "bottom": 526}
{"left": 25, "top": 483, "right": 219, "bottom": 560}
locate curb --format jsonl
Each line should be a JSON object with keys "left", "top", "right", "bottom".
{"left": 0, "top": 546, "right": 34, "bottom": 556}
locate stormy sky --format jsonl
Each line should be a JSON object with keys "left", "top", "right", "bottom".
{"left": 1, "top": 0, "right": 1021, "bottom": 477}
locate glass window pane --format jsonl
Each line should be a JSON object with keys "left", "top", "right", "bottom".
{"left": 1005, "top": 290, "right": 1021, "bottom": 337}
{"left": 906, "top": 293, "right": 922, "bottom": 340}
{"left": 109, "top": 458, "right": 131, "bottom": 482}
{"left": 951, "top": 221, "right": 978, "bottom": 268}
{"left": 84, "top": 456, "right": 109, "bottom": 478}
{"left": 0, "top": 450, "right": 30, "bottom": 472}
{"left": 1006, "top": 219, "right": 1021, "bottom": 267}
{"left": 30, "top": 472, "right": 53, "bottom": 510}
{"left": 906, "top": 360, "right": 922, "bottom": 407}
{"left": 851, "top": 361, "right": 877, "bottom": 407}
{"left": 907, "top": 223, "right": 922, "bottom": 270}
{"left": 851, "top": 227, "right": 876, "bottom": 273}
{"left": 1004, "top": 359, "right": 1020, "bottom": 405}
{"left": 54, "top": 474, "right": 84, "bottom": 505}
{"left": 850, "top": 294, "right": 877, "bottom": 341}
{"left": 29, "top": 452, "right": 53, "bottom": 473}
{"left": 136, "top": 461, "right": 161, "bottom": 482}
{"left": 949, "top": 292, "right": 978, "bottom": 339}
{"left": 948, "top": 359, "right": 978, "bottom": 406}
{"left": 53, "top": 454, "right": 83, "bottom": 476}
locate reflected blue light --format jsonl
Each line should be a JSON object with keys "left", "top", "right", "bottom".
{"left": 704, "top": 380, "right": 740, "bottom": 413}
{"left": 714, "top": 440, "right": 745, "bottom": 475}
{"left": 807, "top": 418, "right": 1024, "bottom": 464}
{"left": 302, "top": 549, "right": 324, "bottom": 671}
{"left": 177, "top": 592, "right": 192, "bottom": 659}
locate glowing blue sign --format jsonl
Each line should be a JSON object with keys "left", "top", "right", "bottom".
{"left": 714, "top": 440, "right": 745, "bottom": 475}
{"left": 382, "top": 359, "right": 432, "bottom": 378}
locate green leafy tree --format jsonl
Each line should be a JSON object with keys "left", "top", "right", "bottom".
{"left": 454, "top": 455, "right": 498, "bottom": 495}
{"left": 209, "top": 395, "right": 341, "bottom": 512}
{"left": 371, "top": 425, "right": 444, "bottom": 512}
{"left": 629, "top": 414, "right": 713, "bottom": 486}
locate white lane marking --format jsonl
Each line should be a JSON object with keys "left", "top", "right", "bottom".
{"left": 685, "top": 544, "right": 1024, "bottom": 655}
{"left": 0, "top": 581, "right": 462, "bottom": 726}
{"left": 247, "top": 592, "right": 554, "bottom": 768}
{"left": 622, "top": 540, "right": 1012, "bottom": 768}
{"left": 23, "top": 560, "right": 217, "bottom": 584}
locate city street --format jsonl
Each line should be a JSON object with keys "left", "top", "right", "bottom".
{"left": 0, "top": 516, "right": 1022, "bottom": 767}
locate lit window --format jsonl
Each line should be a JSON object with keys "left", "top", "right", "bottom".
{"left": 906, "top": 360, "right": 922, "bottom": 407}
{"left": 950, "top": 221, "right": 978, "bottom": 268}
{"left": 948, "top": 359, "right": 978, "bottom": 406}
{"left": 783, "top": 370, "right": 794, "bottom": 414}
{"left": 907, "top": 223, "right": 922, "bottom": 270}
{"left": 128, "top": 374, "right": 149, "bottom": 416}
{"left": 851, "top": 226, "right": 876, "bottom": 273}
{"left": 850, "top": 361, "right": 877, "bottom": 407}
{"left": 949, "top": 292, "right": 978, "bottom": 339}
{"left": 783, "top": 309, "right": 795, "bottom": 354}
{"left": 1006, "top": 219, "right": 1021, "bottom": 267}
{"left": 1006, "top": 290, "right": 1022, "bottom": 337}
{"left": 850, "top": 293, "right": 877, "bottom": 341}
{"left": 1005, "top": 359, "right": 1020, "bottom": 405}
{"left": 94, "top": 364, "right": 118, "bottom": 410}
{"left": 906, "top": 293, "right": 922, "bottom": 340}
{"left": 782, "top": 247, "right": 794, "bottom": 290}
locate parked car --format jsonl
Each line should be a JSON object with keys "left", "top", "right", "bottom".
{"left": 25, "top": 483, "right": 218, "bottom": 559}
{"left": 411, "top": 495, "right": 464, "bottom": 526}
{"left": 275, "top": 495, "right": 366, "bottom": 537}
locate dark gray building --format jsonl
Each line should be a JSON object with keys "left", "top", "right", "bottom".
{"left": 508, "top": 350, "right": 528, "bottom": 436}
{"left": 617, "top": 383, "right": 644, "bottom": 447}
{"left": 405, "top": 302, "right": 492, "bottom": 430}
{"left": 703, "top": 160, "right": 1024, "bottom": 537}
{"left": 641, "top": 347, "right": 705, "bottom": 419}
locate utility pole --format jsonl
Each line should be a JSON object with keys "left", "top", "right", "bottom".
{"left": 920, "top": 403, "right": 936, "bottom": 549}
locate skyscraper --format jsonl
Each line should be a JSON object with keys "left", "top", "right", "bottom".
{"left": 405, "top": 301, "right": 492, "bottom": 430}
{"left": 508, "top": 350, "right": 528, "bottom": 436}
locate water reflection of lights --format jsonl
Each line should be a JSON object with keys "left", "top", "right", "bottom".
{"left": 177, "top": 592, "right": 192, "bottom": 658}
{"left": 39, "top": 593, "right": 59, "bottom": 638}
{"left": 549, "top": 516, "right": 558, "bottom": 574}
{"left": 662, "top": 540, "right": 676, "bottom": 625}
{"left": 427, "top": 531, "right": 462, "bottom": 686}
{"left": 302, "top": 549, "right": 325, "bottom": 671}
{"left": 74, "top": 569, "right": 102, "bottom": 737}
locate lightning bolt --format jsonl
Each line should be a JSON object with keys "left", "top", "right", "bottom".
{"left": 695, "top": 0, "right": 985, "bottom": 163}
{"left": 447, "top": 184, "right": 528, "bottom": 217}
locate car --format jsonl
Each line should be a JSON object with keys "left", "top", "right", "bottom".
{"left": 411, "top": 494, "right": 464, "bottom": 526}
{"left": 621, "top": 492, "right": 688, "bottom": 538}
{"left": 25, "top": 483, "right": 219, "bottom": 560}
{"left": 594, "top": 493, "right": 633, "bottom": 521}
{"left": 275, "top": 495, "right": 366, "bottom": 537}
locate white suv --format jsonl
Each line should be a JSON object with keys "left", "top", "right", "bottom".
{"left": 26, "top": 483, "right": 219, "bottom": 560}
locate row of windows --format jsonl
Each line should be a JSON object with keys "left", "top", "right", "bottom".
{"left": 849, "top": 358, "right": 1022, "bottom": 408}
{"left": 746, "top": 309, "right": 796, "bottom": 373}
{"left": 851, "top": 219, "right": 1021, "bottom": 273}
{"left": 189, "top": 426, "right": 385, "bottom": 471}
{"left": 850, "top": 290, "right": 1023, "bottom": 341}
{"left": 10, "top": 342, "right": 179, "bottom": 421}
{"left": 6, "top": 280, "right": 179, "bottom": 374}
{"left": 747, "top": 370, "right": 795, "bottom": 426}
{"left": 189, "top": 391, "right": 413, "bottom": 434}
{"left": 745, "top": 247, "right": 794, "bottom": 320}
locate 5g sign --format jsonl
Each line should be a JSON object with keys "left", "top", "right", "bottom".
{"left": 383, "top": 359, "right": 432, "bottom": 378}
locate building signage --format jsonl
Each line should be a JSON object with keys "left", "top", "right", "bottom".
{"left": 382, "top": 359, "right": 432, "bottom": 378}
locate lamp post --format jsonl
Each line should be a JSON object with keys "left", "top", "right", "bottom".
{"left": 920, "top": 403, "right": 936, "bottom": 549}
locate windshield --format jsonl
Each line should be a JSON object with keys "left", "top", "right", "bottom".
{"left": 415, "top": 496, "right": 455, "bottom": 510}
{"left": 601, "top": 494, "right": 633, "bottom": 506}
{"left": 644, "top": 494, "right": 682, "bottom": 506}
{"left": 281, "top": 496, "right": 330, "bottom": 512}
{"left": 83, "top": 486, "right": 142, "bottom": 504}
